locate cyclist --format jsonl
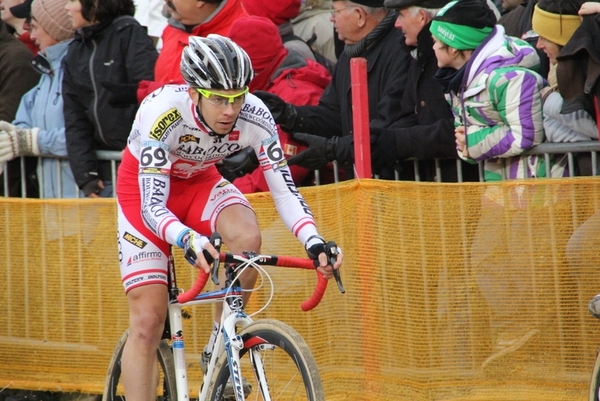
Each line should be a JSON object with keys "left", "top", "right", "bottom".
{"left": 115, "top": 34, "right": 343, "bottom": 401}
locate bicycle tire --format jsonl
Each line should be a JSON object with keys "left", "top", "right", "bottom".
{"left": 207, "top": 318, "right": 324, "bottom": 401}
{"left": 102, "top": 330, "right": 177, "bottom": 401}
{"left": 589, "top": 347, "right": 600, "bottom": 401}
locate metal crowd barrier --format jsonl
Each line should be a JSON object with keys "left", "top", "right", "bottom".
{"left": 2, "top": 142, "right": 600, "bottom": 198}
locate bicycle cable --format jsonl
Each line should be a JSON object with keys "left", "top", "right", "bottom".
{"left": 224, "top": 254, "right": 275, "bottom": 318}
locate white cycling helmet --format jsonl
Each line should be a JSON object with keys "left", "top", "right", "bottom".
{"left": 180, "top": 34, "right": 254, "bottom": 90}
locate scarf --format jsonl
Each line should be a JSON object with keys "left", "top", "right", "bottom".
{"left": 344, "top": 10, "right": 397, "bottom": 58}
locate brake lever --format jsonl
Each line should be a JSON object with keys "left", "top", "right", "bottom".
{"left": 208, "top": 232, "right": 222, "bottom": 285}
{"left": 325, "top": 241, "right": 345, "bottom": 294}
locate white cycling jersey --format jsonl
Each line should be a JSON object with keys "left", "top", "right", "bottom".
{"left": 124, "top": 84, "right": 320, "bottom": 248}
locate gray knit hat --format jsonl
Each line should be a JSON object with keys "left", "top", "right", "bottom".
{"left": 31, "top": 0, "right": 74, "bottom": 42}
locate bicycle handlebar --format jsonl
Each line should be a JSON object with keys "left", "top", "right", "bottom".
{"left": 176, "top": 253, "right": 331, "bottom": 311}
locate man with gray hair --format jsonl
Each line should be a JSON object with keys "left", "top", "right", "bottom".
{"left": 255, "top": 0, "right": 410, "bottom": 180}
{"left": 366, "top": 0, "right": 480, "bottom": 181}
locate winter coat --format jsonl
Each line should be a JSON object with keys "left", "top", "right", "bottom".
{"left": 384, "top": 23, "right": 479, "bottom": 182}
{"left": 233, "top": 51, "right": 331, "bottom": 193}
{"left": 291, "top": 0, "right": 336, "bottom": 63}
{"left": 154, "top": 0, "right": 248, "bottom": 83}
{"left": 62, "top": 16, "right": 157, "bottom": 188}
{"left": 447, "top": 25, "right": 545, "bottom": 182}
{"left": 293, "top": 14, "right": 410, "bottom": 138}
{"left": 0, "top": 21, "right": 40, "bottom": 197}
{"left": 14, "top": 40, "right": 79, "bottom": 198}
{"left": 0, "top": 22, "right": 39, "bottom": 123}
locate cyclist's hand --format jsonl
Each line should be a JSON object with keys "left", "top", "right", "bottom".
{"left": 316, "top": 250, "right": 343, "bottom": 279}
{"left": 306, "top": 240, "right": 342, "bottom": 280}
{"left": 182, "top": 230, "right": 220, "bottom": 273}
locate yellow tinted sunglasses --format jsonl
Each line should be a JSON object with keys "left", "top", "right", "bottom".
{"left": 197, "top": 87, "right": 249, "bottom": 107}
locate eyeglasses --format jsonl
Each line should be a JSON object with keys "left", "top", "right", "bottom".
{"left": 197, "top": 87, "right": 248, "bottom": 107}
{"left": 329, "top": 6, "right": 354, "bottom": 16}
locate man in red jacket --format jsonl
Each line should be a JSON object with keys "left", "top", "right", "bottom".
{"left": 220, "top": 16, "right": 332, "bottom": 192}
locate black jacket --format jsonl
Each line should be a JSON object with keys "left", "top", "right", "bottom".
{"left": 380, "top": 24, "right": 479, "bottom": 182}
{"left": 0, "top": 21, "right": 40, "bottom": 197}
{"left": 293, "top": 13, "right": 410, "bottom": 138}
{"left": 556, "top": 13, "right": 600, "bottom": 119}
{"left": 62, "top": 16, "right": 157, "bottom": 188}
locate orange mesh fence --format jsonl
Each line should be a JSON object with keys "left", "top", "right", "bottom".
{"left": 1, "top": 178, "right": 600, "bottom": 400}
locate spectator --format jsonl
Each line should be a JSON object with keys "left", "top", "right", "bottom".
{"left": 133, "top": 0, "right": 167, "bottom": 46}
{"left": 0, "top": 0, "right": 77, "bottom": 198}
{"left": 242, "top": 0, "right": 334, "bottom": 72}
{"left": 2, "top": 0, "right": 37, "bottom": 52}
{"left": 369, "top": 0, "right": 479, "bottom": 182}
{"left": 0, "top": 18, "right": 39, "bottom": 197}
{"left": 255, "top": 0, "right": 410, "bottom": 180}
{"left": 429, "top": 0, "right": 546, "bottom": 368}
{"left": 555, "top": 1, "right": 600, "bottom": 348}
{"left": 153, "top": 0, "right": 247, "bottom": 83}
{"left": 292, "top": 0, "right": 337, "bottom": 63}
{"left": 498, "top": 0, "right": 522, "bottom": 13}
{"left": 131, "top": 0, "right": 248, "bottom": 102}
{"left": 220, "top": 15, "right": 332, "bottom": 192}
{"left": 62, "top": 0, "right": 157, "bottom": 197}
{"left": 532, "top": 0, "right": 593, "bottom": 176}
{"left": 497, "top": 0, "right": 550, "bottom": 81}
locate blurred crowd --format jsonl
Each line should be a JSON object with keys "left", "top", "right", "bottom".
{"left": 1, "top": 0, "right": 598, "bottom": 200}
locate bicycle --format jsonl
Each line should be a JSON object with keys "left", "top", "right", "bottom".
{"left": 102, "top": 233, "right": 344, "bottom": 401}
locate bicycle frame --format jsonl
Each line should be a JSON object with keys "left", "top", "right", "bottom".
{"left": 167, "top": 286, "right": 255, "bottom": 401}
{"left": 161, "top": 245, "right": 344, "bottom": 401}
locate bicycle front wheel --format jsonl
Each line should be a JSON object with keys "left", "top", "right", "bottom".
{"left": 207, "top": 318, "right": 324, "bottom": 401}
{"left": 102, "top": 330, "right": 177, "bottom": 401}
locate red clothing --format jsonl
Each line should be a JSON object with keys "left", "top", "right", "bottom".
{"left": 233, "top": 58, "right": 331, "bottom": 193}
{"left": 19, "top": 31, "right": 39, "bottom": 55}
{"left": 155, "top": 0, "right": 248, "bottom": 83}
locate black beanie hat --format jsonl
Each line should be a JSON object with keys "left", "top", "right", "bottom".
{"left": 433, "top": 0, "right": 496, "bottom": 29}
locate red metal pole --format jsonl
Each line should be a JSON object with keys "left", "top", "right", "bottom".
{"left": 350, "top": 57, "right": 372, "bottom": 178}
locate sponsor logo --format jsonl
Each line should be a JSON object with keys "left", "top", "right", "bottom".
{"left": 176, "top": 142, "right": 242, "bottom": 158}
{"left": 217, "top": 181, "right": 229, "bottom": 188}
{"left": 231, "top": 360, "right": 244, "bottom": 400}
{"left": 149, "top": 108, "right": 181, "bottom": 140}
{"left": 123, "top": 231, "right": 147, "bottom": 249}
{"left": 140, "top": 167, "right": 169, "bottom": 175}
{"left": 271, "top": 158, "right": 288, "bottom": 172}
{"left": 124, "top": 276, "right": 144, "bottom": 287}
{"left": 172, "top": 330, "right": 184, "bottom": 348}
{"left": 241, "top": 104, "right": 275, "bottom": 122}
{"left": 209, "top": 188, "right": 238, "bottom": 202}
{"left": 126, "top": 250, "right": 163, "bottom": 266}
{"left": 261, "top": 136, "right": 277, "bottom": 146}
{"left": 228, "top": 131, "right": 240, "bottom": 141}
{"left": 284, "top": 143, "right": 298, "bottom": 156}
{"left": 179, "top": 134, "right": 199, "bottom": 144}
{"left": 282, "top": 169, "right": 313, "bottom": 216}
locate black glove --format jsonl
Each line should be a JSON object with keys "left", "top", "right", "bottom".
{"left": 370, "top": 127, "right": 400, "bottom": 174}
{"left": 253, "top": 90, "right": 298, "bottom": 132}
{"left": 219, "top": 147, "right": 259, "bottom": 180}
{"left": 81, "top": 178, "right": 103, "bottom": 197}
{"left": 101, "top": 81, "right": 139, "bottom": 108}
{"left": 288, "top": 133, "right": 354, "bottom": 170}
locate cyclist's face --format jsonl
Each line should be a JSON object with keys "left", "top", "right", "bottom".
{"left": 190, "top": 87, "right": 246, "bottom": 135}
